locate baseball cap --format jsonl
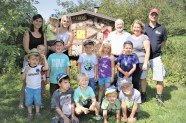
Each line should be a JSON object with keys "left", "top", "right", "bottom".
{"left": 124, "top": 40, "right": 133, "bottom": 47}
{"left": 26, "top": 48, "right": 41, "bottom": 61}
{"left": 54, "top": 39, "right": 64, "bottom": 45}
{"left": 83, "top": 40, "right": 94, "bottom": 46}
{"left": 120, "top": 78, "right": 132, "bottom": 87}
{"left": 105, "top": 85, "right": 117, "bottom": 96}
{"left": 149, "top": 8, "right": 159, "bottom": 15}
{"left": 50, "top": 14, "right": 58, "bottom": 20}
{"left": 56, "top": 73, "right": 68, "bottom": 83}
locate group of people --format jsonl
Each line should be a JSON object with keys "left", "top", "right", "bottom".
{"left": 18, "top": 8, "right": 167, "bottom": 123}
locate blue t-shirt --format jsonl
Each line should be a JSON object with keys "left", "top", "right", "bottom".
{"left": 48, "top": 53, "right": 70, "bottom": 84}
{"left": 74, "top": 86, "right": 95, "bottom": 105}
{"left": 117, "top": 54, "right": 138, "bottom": 78}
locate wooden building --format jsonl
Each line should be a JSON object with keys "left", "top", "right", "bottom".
{"left": 64, "top": 9, "right": 116, "bottom": 57}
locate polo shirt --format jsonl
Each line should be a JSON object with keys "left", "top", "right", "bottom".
{"left": 145, "top": 23, "right": 167, "bottom": 59}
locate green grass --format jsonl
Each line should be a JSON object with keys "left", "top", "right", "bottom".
{"left": 0, "top": 36, "right": 186, "bottom": 123}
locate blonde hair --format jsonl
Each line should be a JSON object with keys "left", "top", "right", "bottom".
{"left": 77, "top": 73, "right": 89, "bottom": 82}
{"left": 60, "top": 15, "right": 72, "bottom": 30}
{"left": 131, "top": 19, "right": 145, "bottom": 34}
{"left": 98, "top": 40, "right": 112, "bottom": 57}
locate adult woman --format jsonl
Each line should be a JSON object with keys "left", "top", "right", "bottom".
{"left": 19, "top": 14, "right": 47, "bottom": 109}
{"left": 57, "top": 15, "right": 74, "bottom": 56}
{"left": 128, "top": 20, "right": 150, "bottom": 102}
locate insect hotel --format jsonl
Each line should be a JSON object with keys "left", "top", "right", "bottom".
{"left": 66, "top": 8, "right": 116, "bottom": 57}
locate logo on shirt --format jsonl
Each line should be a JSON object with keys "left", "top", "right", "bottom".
{"left": 84, "top": 60, "right": 92, "bottom": 71}
{"left": 36, "top": 68, "right": 40, "bottom": 73}
{"left": 155, "top": 30, "right": 161, "bottom": 35}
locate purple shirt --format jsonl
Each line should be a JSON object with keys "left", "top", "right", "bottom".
{"left": 117, "top": 54, "right": 138, "bottom": 78}
{"left": 98, "top": 56, "right": 111, "bottom": 78}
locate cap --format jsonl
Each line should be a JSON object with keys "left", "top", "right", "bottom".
{"left": 26, "top": 48, "right": 41, "bottom": 61}
{"left": 102, "top": 39, "right": 111, "bottom": 45}
{"left": 83, "top": 40, "right": 94, "bottom": 46}
{"left": 50, "top": 14, "right": 58, "bottom": 19}
{"left": 54, "top": 39, "right": 64, "bottom": 45}
{"left": 56, "top": 73, "right": 68, "bottom": 83}
{"left": 149, "top": 8, "right": 159, "bottom": 15}
{"left": 120, "top": 78, "right": 132, "bottom": 87}
{"left": 124, "top": 40, "right": 133, "bottom": 47}
{"left": 105, "top": 85, "right": 117, "bottom": 96}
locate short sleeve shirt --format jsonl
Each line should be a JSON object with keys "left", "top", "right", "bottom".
{"left": 101, "top": 98, "right": 121, "bottom": 111}
{"left": 74, "top": 86, "right": 95, "bottom": 105}
{"left": 47, "top": 53, "right": 71, "bottom": 84}
{"left": 51, "top": 88, "right": 74, "bottom": 116}
{"left": 78, "top": 53, "right": 98, "bottom": 78}
{"left": 46, "top": 24, "right": 57, "bottom": 40}
{"left": 119, "top": 89, "right": 141, "bottom": 112}
{"left": 145, "top": 23, "right": 167, "bottom": 59}
{"left": 22, "top": 64, "right": 43, "bottom": 89}
{"left": 117, "top": 54, "right": 138, "bottom": 78}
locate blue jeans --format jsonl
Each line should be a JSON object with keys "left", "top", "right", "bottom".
{"left": 89, "top": 77, "right": 96, "bottom": 92}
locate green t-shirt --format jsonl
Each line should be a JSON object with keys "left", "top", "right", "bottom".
{"left": 101, "top": 98, "right": 121, "bottom": 111}
{"left": 46, "top": 24, "right": 57, "bottom": 40}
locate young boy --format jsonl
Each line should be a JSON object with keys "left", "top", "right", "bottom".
{"left": 22, "top": 48, "right": 48, "bottom": 119}
{"left": 74, "top": 73, "right": 102, "bottom": 121}
{"left": 78, "top": 40, "right": 98, "bottom": 92}
{"left": 119, "top": 78, "right": 141, "bottom": 123}
{"left": 47, "top": 39, "right": 71, "bottom": 96}
{"left": 101, "top": 85, "right": 121, "bottom": 123}
{"left": 51, "top": 73, "right": 79, "bottom": 123}
{"left": 46, "top": 13, "right": 59, "bottom": 55}
{"left": 117, "top": 40, "right": 138, "bottom": 91}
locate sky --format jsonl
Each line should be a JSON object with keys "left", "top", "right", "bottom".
{"left": 34, "top": 0, "right": 64, "bottom": 20}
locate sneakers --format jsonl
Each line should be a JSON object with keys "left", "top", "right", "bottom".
{"left": 27, "top": 113, "right": 34, "bottom": 120}
{"left": 18, "top": 104, "right": 24, "bottom": 109}
{"left": 95, "top": 115, "right": 102, "bottom": 121}
{"left": 156, "top": 94, "right": 164, "bottom": 105}
{"left": 141, "top": 92, "right": 147, "bottom": 102}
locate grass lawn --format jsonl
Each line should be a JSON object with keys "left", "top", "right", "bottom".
{"left": 0, "top": 72, "right": 186, "bottom": 123}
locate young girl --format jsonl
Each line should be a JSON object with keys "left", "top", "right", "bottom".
{"left": 57, "top": 15, "right": 74, "bottom": 56}
{"left": 97, "top": 40, "right": 115, "bottom": 103}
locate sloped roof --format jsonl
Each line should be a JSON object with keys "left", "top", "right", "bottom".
{"left": 66, "top": 10, "right": 116, "bottom": 22}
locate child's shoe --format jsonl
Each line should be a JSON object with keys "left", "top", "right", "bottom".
{"left": 141, "top": 92, "right": 147, "bottom": 102}
{"left": 35, "top": 112, "right": 41, "bottom": 118}
{"left": 95, "top": 115, "right": 102, "bottom": 121}
{"left": 27, "top": 113, "right": 34, "bottom": 120}
{"left": 18, "top": 104, "right": 24, "bottom": 109}
{"left": 156, "top": 94, "right": 163, "bottom": 105}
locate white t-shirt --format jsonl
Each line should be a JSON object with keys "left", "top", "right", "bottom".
{"left": 78, "top": 53, "right": 98, "bottom": 78}
{"left": 22, "top": 65, "right": 43, "bottom": 89}
{"left": 107, "top": 30, "right": 131, "bottom": 56}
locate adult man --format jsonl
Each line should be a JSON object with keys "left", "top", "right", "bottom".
{"left": 107, "top": 19, "right": 131, "bottom": 58}
{"left": 144, "top": 8, "right": 167, "bottom": 104}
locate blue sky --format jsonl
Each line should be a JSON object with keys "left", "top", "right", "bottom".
{"left": 34, "top": 0, "right": 64, "bottom": 20}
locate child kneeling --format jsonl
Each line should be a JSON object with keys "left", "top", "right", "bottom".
{"left": 51, "top": 73, "right": 79, "bottom": 123}
{"left": 74, "top": 73, "right": 102, "bottom": 121}
{"left": 119, "top": 78, "right": 141, "bottom": 123}
{"left": 101, "top": 85, "right": 121, "bottom": 123}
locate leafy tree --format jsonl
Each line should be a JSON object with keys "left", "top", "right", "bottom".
{"left": 0, "top": 0, "right": 37, "bottom": 73}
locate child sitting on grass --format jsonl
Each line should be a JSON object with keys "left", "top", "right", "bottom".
{"left": 74, "top": 73, "right": 102, "bottom": 121}
{"left": 119, "top": 78, "right": 141, "bottom": 123}
{"left": 22, "top": 48, "right": 48, "bottom": 119}
{"left": 51, "top": 73, "right": 79, "bottom": 123}
{"left": 101, "top": 85, "right": 121, "bottom": 123}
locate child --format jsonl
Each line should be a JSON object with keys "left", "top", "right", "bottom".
{"left": 22, "top": 48, "right": 48, "bottom": 119}
{"left": 78, "top": 40, "right": 98, "bottom": 92}
{"left": 119, "top": 78, "right": 141, "bottom": 123}
{"left": 117, "top": 40, "right": 138, "bottom": 91}
{"left": 101, "top": 85, "right": 121, "bottom": 123}
{"left": 97, "top": 40, "right": 115, "bottom": 103}
{"left": 74, "top": 73, "right": 102, "bottom": 121}
{"left": 51, "top": 73, "right": 79, "bottom": 123}
{"left": 37, "top": 45, "right": 47, "bottom": 108}
{"left": 47, "top": 39, "right": 71, "bottom": 96}
{"left": 46, "top": 14, "right": 59, "bottom": 54}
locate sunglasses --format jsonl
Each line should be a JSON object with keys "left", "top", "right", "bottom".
{"left": 151, "top": 12, "right": 158, "bottom": 17}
